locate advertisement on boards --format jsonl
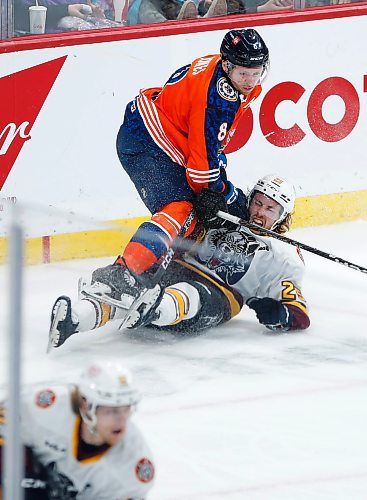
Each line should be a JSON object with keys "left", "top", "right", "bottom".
{"left": 1, "top": 15, "right": 367, "bottom": 234}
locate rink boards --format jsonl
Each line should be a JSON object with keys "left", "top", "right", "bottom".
{"left": 1, "top": 7, "right": 367, "bottom": 263}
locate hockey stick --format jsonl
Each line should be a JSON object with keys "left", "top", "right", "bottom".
{"left": 217, "top": 210, "right": 367, "bottom": 275}
{"left": 117, "top": 209, "right": 196, "bottom": 328}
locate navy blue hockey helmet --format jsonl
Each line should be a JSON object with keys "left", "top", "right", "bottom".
{"left": 220, "top": 29, "right": 269, "bottom": 68}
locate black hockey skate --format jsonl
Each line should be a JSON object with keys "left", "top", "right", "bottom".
{"left": 91, "top": 257, "right": 142, "bottom": 300}
{"left": 47, "top": 296, "right": 79, "bottom": 352}
{"left": 85, "top": 258, "right": 164, "bottom": 330}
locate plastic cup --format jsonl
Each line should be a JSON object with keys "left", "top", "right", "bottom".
{"left": 29, "top": 5, "right": 47, "bottom": 34}
{"left": 113, "top": 0, "right": 128, "bottom": 23}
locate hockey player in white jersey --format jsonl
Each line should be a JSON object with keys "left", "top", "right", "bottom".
{"left": 48, "top": 174, "right": 310, "bottom": 349}
{"left": 0, "top": 361, "right": 155, "bottom": 499}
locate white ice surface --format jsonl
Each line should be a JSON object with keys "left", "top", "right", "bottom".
{"left": 1, "top": 221, "right": 367, "bottom": 499}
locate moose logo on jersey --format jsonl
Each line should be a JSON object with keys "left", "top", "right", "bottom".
{"left": 196, "top": 228, "right": 268, "bottom": 285}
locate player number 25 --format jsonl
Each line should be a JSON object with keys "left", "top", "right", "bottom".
{"left": 281, "top": 280, "right": 306, "bottom": 303}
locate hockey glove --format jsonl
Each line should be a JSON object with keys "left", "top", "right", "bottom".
{"left": 194, "top": 188, "right": 228, "bottom": 229}
{"left": 246, "top": 297, "right": 292, "bottom": 332}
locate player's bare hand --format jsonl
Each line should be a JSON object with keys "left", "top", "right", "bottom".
{"left": 67, "top": 4, "right": 91, "bottom": 18}
{"left": 88, "top": 0, "right": 106, "bottom": 18}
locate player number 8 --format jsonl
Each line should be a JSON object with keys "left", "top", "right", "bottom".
{"left": 218, "top": 122, "right": 228, "bottom": 141}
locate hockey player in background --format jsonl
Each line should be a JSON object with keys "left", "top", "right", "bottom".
{"left": 48, "top": 174, "right": 310, "bottom": 350}
{"left": 101, "top": 28, "right": 270, "bottom": 303}
{"left": 0, "top": 361, "right": 155, "bottom": 499}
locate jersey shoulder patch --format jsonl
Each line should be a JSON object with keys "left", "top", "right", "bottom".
{"left": 34, "top": 389, "right": 56, "bottom": 409}
{"left": 217, "top": 77, "right": 238, "bottom": 102}
{"left": 135, "top": 457, "right": 155, "bottom": 483}
{"left": 165, "top": 64, "right": 191, "bottom": 85}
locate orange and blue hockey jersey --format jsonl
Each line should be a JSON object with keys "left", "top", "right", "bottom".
{"left": 136, "top": 54, "right": 262, "bottom": 193}
{"left": 116, "top": 54, "right": 262, "bottom": 274}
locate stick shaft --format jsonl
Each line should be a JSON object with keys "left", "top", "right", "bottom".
{"left": 217, "top": 210, "right": 367, "bottom": 275}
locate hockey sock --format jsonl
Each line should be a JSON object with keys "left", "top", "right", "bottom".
{"left": 123, "top": 201, "right": 196, "bottom": 275}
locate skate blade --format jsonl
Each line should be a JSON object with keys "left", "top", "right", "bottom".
{"left": 46, "top": 299, "right": 67, "bottom": 353}
{"left": 80, "top": 288, "right": 131, "bottom": 310}
{"left": 119, "top": 285, "right": 161, "bottom": 330}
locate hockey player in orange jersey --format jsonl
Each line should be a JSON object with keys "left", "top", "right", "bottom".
{"left": 116, "top": 28, "right": 269, "bottom": 275}
{"left": 49, "top": 29, "right": 270, "bottom": 339}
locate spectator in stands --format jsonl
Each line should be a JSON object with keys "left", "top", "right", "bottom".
{"left": 223, "top": 0, "right": 292, "bottom": 15}
{"left": 305, "top": 0, "right": 355, "bottom": 5}
{"left": 128, "top": 0, "right": 227, "bottom": 25}
{"left": 14, "top": 0, "right": 120, "bottom": 35}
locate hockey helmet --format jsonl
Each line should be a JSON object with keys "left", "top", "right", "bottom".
{"left": 78, "top": 361, "right": 140, "bottom": 431}
{"left": 220, "top": 29, "right": 269, "bottom": 69}
{"left": 249, "top": 174, "right": 296, "bottom": 225}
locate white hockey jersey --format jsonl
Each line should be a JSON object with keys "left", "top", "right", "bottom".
{"left": 185, "top": 225, "right": 308, "bottom": 318}
{"left": 20, "top": 384, "right": 155, "bottom": 500}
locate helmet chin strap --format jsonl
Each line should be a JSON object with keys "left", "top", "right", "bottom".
{"left": 269, "top": 208, "right": 287, "bottom": 231}
{"left": 259, "top": 61, "right": 270, "bottom": 85}
{"left": 80, "top": 402, "right": 98, "bottom": 434}
{"left": 269, "top": 221, "right": 280, "bottom": 231}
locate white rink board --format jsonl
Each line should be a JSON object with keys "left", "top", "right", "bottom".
{"left": 1, "top": 16, "right": 367, "bottom": 228}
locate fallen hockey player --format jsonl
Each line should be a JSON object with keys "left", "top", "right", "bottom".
{"left": 48, "top": 174, "right": 310, "bottom": 350}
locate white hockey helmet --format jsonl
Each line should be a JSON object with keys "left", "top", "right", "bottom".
{"left": 78, "top": 361, "right": 140, "bottom": 431}
{"left": 249, "top": 174, "right": 296, "bottom": 226}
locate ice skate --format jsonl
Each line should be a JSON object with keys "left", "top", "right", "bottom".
{"left": 81, "top": 279, "right": 163, "bottom": 329}
{"left": 47, "top": 296, "right": 79, "bottom": 352}
{"left": 91, "top": 257, "right": 142, "bottom": 301}
{"left": 80, "top": 278, "right": 140, "bottom": 317}
{"left": 119, "top": 284, "right": 163, "bottom": 329}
